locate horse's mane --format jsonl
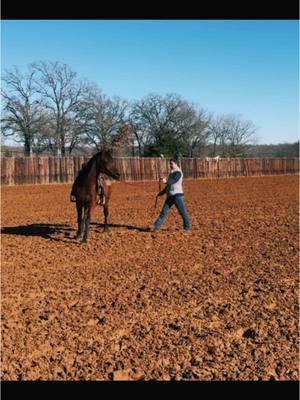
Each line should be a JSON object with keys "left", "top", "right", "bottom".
{"left": 76, "top": 149, "right": 112, "bottom": 182}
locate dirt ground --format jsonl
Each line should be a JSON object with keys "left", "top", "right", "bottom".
{"left": 1, "top": 175, "right": 299, "bottom": 381}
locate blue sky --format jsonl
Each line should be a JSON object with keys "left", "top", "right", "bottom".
{"left": 1, "top": 20, "right": 299, "bottom": 144}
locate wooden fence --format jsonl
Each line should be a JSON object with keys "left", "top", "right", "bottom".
{"left": 0, "top": 156, "right": 299, "bottom": 186}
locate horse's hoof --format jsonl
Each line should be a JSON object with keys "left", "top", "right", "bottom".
{"left": 82, "top": 238, "right": 88, "bottom": 243}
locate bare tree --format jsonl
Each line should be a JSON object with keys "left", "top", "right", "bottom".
{"left": 31, "top": 111, "right": 79, "bottom": 156}
{"left": 174, "top": 104, "right": 211, "bottom": 157}
{"left": 78, "top": 86, "right": 129, "bottom": 150}
{"left": 31, "top": 61, "right": 87, "bottom": 155}
{"left": 1, "top": 63, "right": 259, "bottom": 160}
{"left": 1, "top": 66, "right": 45, "bottom": 156}
{"left": 222, "top": 114, "right": 257, "bottom": 157}
{"left": 128, "top": 93, "right": 210, "bottom": 157}
{"left": 128, "top": 94, "right": 184, "bottom": 156}
{"left": 207, "top": 114, "right": 257, "bottom": 157}
{"left": 207, "top": 115, "right": 228, "bottom": 157}
{"left": 128, "top": 100, "right": 153, "bottom": 156}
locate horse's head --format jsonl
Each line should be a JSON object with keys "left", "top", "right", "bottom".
{"left": 97, "top": 149, "right": 121, "bottom": 181}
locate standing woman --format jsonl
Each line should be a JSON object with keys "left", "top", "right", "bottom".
{"left": 149, "top": 158, "right": 191, "bottom": 232}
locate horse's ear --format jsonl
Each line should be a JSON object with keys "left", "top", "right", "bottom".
{"left": 98, "top": 147, "right": 113, "bottom": 161}
{"left": 104, "top": 148, "right": 113, "bottom": 158}
{"left": 98, "top": 144, "right": 110, "bottom": 153}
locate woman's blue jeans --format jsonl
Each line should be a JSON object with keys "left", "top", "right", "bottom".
{"left": 154, "top": 194, "right": 191, "bottom": 230}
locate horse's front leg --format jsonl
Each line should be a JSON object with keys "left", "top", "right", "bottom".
{"left": 76, "top": 203, "right": 83, "bottom": 239}
{"left": 103, "top": 205, "right": 109, "bottom": 232}
{"left": 82, "top": 205, "right": 94, "bottom": 243}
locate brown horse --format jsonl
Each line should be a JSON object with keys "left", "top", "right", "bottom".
{"left": 70, "top": 149, "right": 120, "bottom": 243}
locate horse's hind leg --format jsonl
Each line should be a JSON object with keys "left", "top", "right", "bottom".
{"left": 76, "top": 203, "right": 84, "bottom": 239}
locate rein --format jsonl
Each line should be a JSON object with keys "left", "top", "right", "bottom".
{"left": 111, "top": 179, "right": 165, "bottom": 209}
